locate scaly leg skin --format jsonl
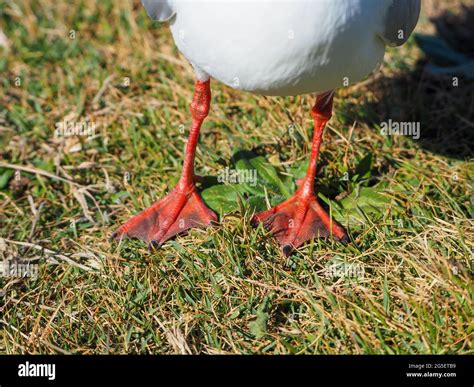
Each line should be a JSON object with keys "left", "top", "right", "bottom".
{"left": 252, "top": 91, "right": 348, "bottom": 256}
{"left": 112, "top": 79, "right": 217, "bottom": 248}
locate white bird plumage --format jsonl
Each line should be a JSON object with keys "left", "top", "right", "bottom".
{"left": 142, "top": 0, "right": 420, "bottom": 96}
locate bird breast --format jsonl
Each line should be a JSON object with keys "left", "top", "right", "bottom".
{"left": 168, "top": 0, "right": 389, "bottom": 96}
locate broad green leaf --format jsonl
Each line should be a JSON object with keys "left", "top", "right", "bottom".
{"left": 248, "top": 195, "right": 267, "bottom": 213}
{"left": 248, "top": 294, "right": 273, "bottom": 339}
{"left": 332, "top": 186, "right": 392, "bottom": 225}
{"left": 270, "top": 194, "right": 286, "bottom": 207}
{"left": 289, "top": 159, "right": 309, "bottom": 180}
{"left": 354, "top": 153, "right": 373, "bottom": 181}
{"left": 0, "top": 169, "right": 14, "bottom": 190}
{"left": 234, "top": 150, "right": 294, "bottom": 198}
{"left": 248, "top": 156, "right": 292, "bottom": 198}
{"left": 201, "top": 184, "right": 243, "bottom": 213}
{"left": 249, "top": 308, "right": 269, "bottom": 339}
{"left": 111, "top": 191, "right": 130, "bottom": 204}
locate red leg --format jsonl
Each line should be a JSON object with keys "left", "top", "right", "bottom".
{"left": 113, "top": 80, "right": 217, "bottom": 248}
{"left": 252, "top": 91, "right": 348, "bottom": 256}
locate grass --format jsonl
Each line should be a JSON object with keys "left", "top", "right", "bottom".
{"left": 0, "top": 0, "right": 472, "bottom": 354}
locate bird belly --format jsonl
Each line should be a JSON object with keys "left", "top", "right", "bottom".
{"left": 169, "top": 0, "right": 387, "bottom": 96}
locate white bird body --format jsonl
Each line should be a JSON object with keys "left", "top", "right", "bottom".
{"left": 143, "top": 0, "right": 421, "bottom": 96}
{"left": 171, "top": 0, "right": 386, "bottom": 96}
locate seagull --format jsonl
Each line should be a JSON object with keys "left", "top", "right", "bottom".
{"left": 113, "top": 0, "right": 421, "bottom": 255}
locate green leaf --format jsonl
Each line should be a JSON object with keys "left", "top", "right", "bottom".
{"left": 33, "top": 158, "right": 55, "bottom": 172}
{"left": 201, "top": 184, "right": 243, "bottom": 213}
{"left": 248, "top": 195, "right": 267, "bottom": 213}
{"left": 289, "top": 159, "right": 309, "bottom": 180}
{"left": 233, "top": 150, "right": 294, "bottom": 198}
{"left": 248, "top": 295, "right": 273, "bottom": 339}
{"left": 249, "top": 156, "right": 292, "bottom": 198}
{"left": 333, "top": 186, "right": 392, "bottom": 225}
{"left": 111, "top": 191, "right": 130, "bottom": 204}
{"left": 200, "top": 150, "right": 297, "bottom": 215}
{"left": 270, "top": 194, "right": 287, "bottom": 207}
{"left": 354, "top": 153, "right": 373, "bottom": 181}
{"left": 0, "top": 169, "right": 14, "bottom": 190}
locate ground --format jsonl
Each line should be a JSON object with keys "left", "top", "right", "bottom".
{"left": 0, "top": 0, "right": 472, "bottom": 354}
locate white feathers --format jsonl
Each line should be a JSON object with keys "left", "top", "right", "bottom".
{"left": 142, "top": 0, "right": 420, "bottom": 95}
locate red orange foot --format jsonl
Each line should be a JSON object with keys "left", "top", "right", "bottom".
{"left": 112, "top": 185, "right": 217, "bottom": 248}
{"left": 252, "top": 193, "right": 348, "bottom": 256}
